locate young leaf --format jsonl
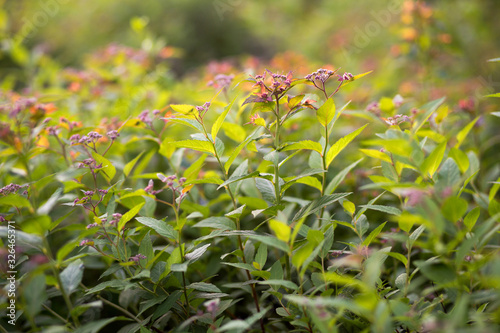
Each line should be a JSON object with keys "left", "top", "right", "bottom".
{"left": 269, "top": 219, "right": 291, "bottom": 243}
{"left": 118, "top": 202, "right": 145, "bottom": 231}
{"left": 455, "top": 117, "right": 479, "bottom": 149}
{"left": 92, "top": 151, "right": 116, "bottom": 181}
{"left": 281, "top": 140, "right": 323, "bottom": 154}
{"left": 173, "top": 140, "right": 215, "bottom": 155}
{"left": 123, "top": 152, "right": 144, "bottom": 177}
{"left": 211, "top": 96, "right": 238, "bottom": 141}
{"left": 362, "top": 222, "right": 387, "bottom": 246}
{"left": 325, "top": 124, "right": 368, "bottom": 168}
{"left": 293, "top": 193, "right": 351, "bottom": 221}
{"left": 316, "top": 98, "right": 336, "bottom": 128}
{"left": 136, "top": 217, "right": 178, "bottom": 241}
{"left": 463, "top": 207, "right": 480, "bottom": 232}
{"left": 421, "top": 141, "right": 447, "bottom": 178}
{"left": 60, "top": 259, "right": 84, "bottom": 295}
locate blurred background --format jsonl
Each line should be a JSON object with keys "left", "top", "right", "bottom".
{"left": 0, "top": 0, "right": 499, "bottom": 100}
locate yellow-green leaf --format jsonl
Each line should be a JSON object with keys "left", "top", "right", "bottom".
{"left": 316, "top": 98, "right": 336, "bottom": 127}
{"left": 326, "top": 124, "right": 367, "bottom": 167}
{"left": 281, "top": 140, "right": 323, "bottom": 154}
{"left": 269, "top": 219, "right": 291, "bottom": 243}
{"left": 421, "top": 141, "right": 447, "bottom": 178}
{"left": 211, "top": 96, "right": 237, "bottom": 142}
{"left": 455, "top": 117, "right": 479, "bottom": 148}
{"left": 173, "top": 140, "right": 215, "bottom": 155}
{"left": 118, "top": 202, "right": 145, "bottom": 231}
{"left": 92, "top": 152, "right": 116, "bottom": 181}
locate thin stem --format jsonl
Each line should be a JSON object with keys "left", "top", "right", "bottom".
{"left": 43, "top": 303, "right": 74, "bottom": 328}
{"left": 97, "top": 295, "right": 142, "bottom": 323}
{"left": 273, "top": 95, "right": 281, "bottom": 206}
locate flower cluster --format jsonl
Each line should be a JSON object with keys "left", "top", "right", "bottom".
{"left": 109, "top": 213, "right": 122, "bottom": 226}
{"left": 384, "top": 114, "right": 411, "bottom": 126}
{"left": 195, "top": 102, "right": 211, "bottom": 119}
{"left": 107, "top": 130, "right": 119, "bottom": 141}
{"left": 251, "top": 70, "right": 293, "bottom": 102}
{"left": 338, "top": 72, "right": 354, "bottom": 82}
{"left": 305, "top": 68, "right": 336, "bottom": 83}
{"left": 79, "top": 239, "right": 94, "bottom": 247}
{"left": 207, "top": 74, "right": 234, "bottom": 89}
{"left": 2, "top": 97, "right": 37, "bottom": 117}
{"left": 0, "top": 183, "right": 28, "bottom": 196}
{"left": 138, "top": 110, "right": 152, "bottom": 125}
{"left": 130, "top": 254, "right": 147, "bottom": 263}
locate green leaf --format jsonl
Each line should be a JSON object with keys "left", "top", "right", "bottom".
{"left": 139, "top": 232, "right": 154, "bottom": 268}
{"left": 224, "top": 129, "right": 260, "bottom": 172}
{"left": 153, "top": 291, "right": 182, "bottom": 320}
{"left": 463, "top": 207, "right": 480, "bottom": 232}
{"left": 320, "top": 225, "right": 334, "bottom": 259}
{"left": 222, "top": 122, "right": 246, "bottom": 142}
{"left": 123, "top": 152, "right": 144, "bottom": 177}
{"left": 225, "top": 205, "right": 246, "bottom": 218}
{"left": 255, "top": 243, "right": 268, "bottom": 269}
{"left": 455, "top": 117, "right": 479, "bottom": 148}
{"left": 325, "top": 158, "right": 363, "bottom": 195}
{"left": 0, "top": 194, "right": 32, "bottom": 209}
{"left": 408, "top": 225, "right": 426, "bottom": 247}
{"left": 316, "top": 98, "right": 336, "bottom": 127}
{"left": 386, "top": 252, "right": 408, "bottom": 266}
{"left": 269, "top": 219, "right": 291, "bottom": 243}
{"left": 359, "top": 205, "right": 401, "bottom": 216}
{"left": 293, "top": 193, "right": 351, "bottom": 221}
{"left": 362, "top": 222, "right": 387, "bottom": 246}
{"left": 92, "top": 151, "right": 116, "bottom": 181}
{"left": 246, "top": 234, "right": 289, "bottom": 253}
{"left": 73, "top": 317, "right": 127, "bottom": 333}
{"left": 170, "top": 104, "right": 195, "bottom": 115}
{"left": 183, "top": 155, "right": 207, "bottom": 180}
{"left": 270, "top": 260, "right": 284, "bottom": 280}
{"left": 23, "top": 274, "right": 47, "bottom": 318}
{"left": 486, "top": 92, "right": 500, "bottom": 97}
{"left": 259, "top": 279, "right": 298, "bottom": 290}
{"left": 325, "top": 124, "right": 367, "bottom": 167}
{"left": 118, "top": 202, "right": 144, "bottom": 231}
{"left": 173, "top": 140, "right": 214, "bottom": 155}
{"left": 85, "top": 280, "right": 131, "bottom": 295}
{"left": 194, "top": 217, "right": 235, "bottom": 230}
{"left": 442, "top": 196, "right": 468, "bottom": 222}
{"left": 218, "top": 171, "right": 260, "bottom": 190}
{"left": 421, "top": 141, "right": 447, "bottom": 178}
{"left": 187, "top": 282, "right": 221, "bottom": 293}
{"left": 412, "top": 97, "right": 446, "bottom": 134}
{"left": 449, "top": 148, "right": 469, "bottom": 173}
{"left": 60, "top": 259, "right": 84, "bottom": 295}
{"left": 136, "top": 217, "right": 178, "bottom": 240}
{"left": 282, "top": 140, "right": 323, "bottom": 154}
{"left": 212, "top": 96, "right": 237, "bottom": 141}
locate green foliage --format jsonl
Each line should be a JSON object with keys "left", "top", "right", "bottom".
{"left": 0, "top": 7, "right": 499, "bottom": 332}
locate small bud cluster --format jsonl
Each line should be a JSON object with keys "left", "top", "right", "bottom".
{"left": 109, "top": 213, "right": 122, "bottom": 226}
{"left": 107, "top": 130, "right": 119, "bottom": 140}
{"left": 338, "top": 72, "right": 354, "bottom": 82}
{"left": 77, "top": 157, "right": 99, "bottom": 169}
{"left": 138, "top": 110, "right": 152, "bottom": 125}
{"left": 203, "top": 298, "right": 220, "bottom": 318}
{"left": 384, "top": 114, "right": 411, "bottom": 126}
{"left": 0, "top": 183, "right": 28, "bottom": 196}
{"left": 251, "top": 70, "right": 294, "bottom": 103}
{"left": 152, "top": 174, "right": 189, "bottom": 202}
{"left": 305, "top": 68, "right": 335, "bottom": 83}
{"left": 79, "top": 239, "right": 94, "bottom": 247}
{"left": 46, "top": 126, "right": 58, "bottom": 136}
{"left": 130, "top": 253, "right": 147, "bottom": 262}
{"left": 195, "top": 102, "right": 211, "bottom": 119}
